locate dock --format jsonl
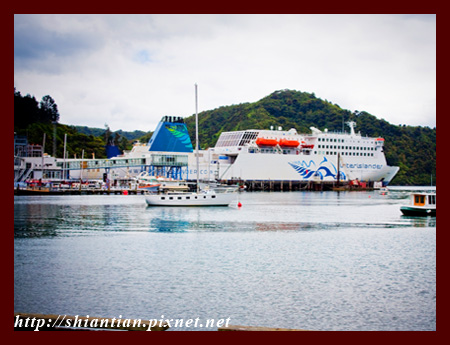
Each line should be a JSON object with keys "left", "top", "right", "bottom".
{"left": 235, "top": 180, "right": 375, "bottom": 192}
{"left": 14, "top": 187, "right": 147, "bottom": 196}
{"left": 14, "top": 179, "right": 376, "bottom": 195}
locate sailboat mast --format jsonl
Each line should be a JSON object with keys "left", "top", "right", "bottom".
{"left": 195, "top": 84, "right": 199, "bottom": 193}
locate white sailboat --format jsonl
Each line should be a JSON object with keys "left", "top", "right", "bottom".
{"left": 145, "top": 84, "right": 237, "bottom": 207}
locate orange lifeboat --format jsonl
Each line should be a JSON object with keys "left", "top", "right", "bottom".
{"left": 256, "top": 137, "right": 278, "bottom": 146}
{"left": 279, "top": 138, "right": 300, "bottom": 148}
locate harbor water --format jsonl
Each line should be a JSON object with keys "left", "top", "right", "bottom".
{"left": 14, "top": 188, "right": 436, "bottom": 331}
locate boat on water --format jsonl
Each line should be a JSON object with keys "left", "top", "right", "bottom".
{"left": 145, "top": 188, "right": 236, "bottom": 206}
{"left": 145, "top": 84, "right": 237, "bottom": 207}
{"left": 400, "top": 192, "right": 436, "bottom": 216}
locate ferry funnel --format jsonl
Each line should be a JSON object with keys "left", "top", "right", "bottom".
{"left": 147, "top": 116, "right": 194, "bottom": 152}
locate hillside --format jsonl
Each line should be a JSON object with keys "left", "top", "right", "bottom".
{"left": 73, "top": 126, "right": 147, "bottom": 141}
{"left": 183, "top": 90, "right": 435, "bottom": 185}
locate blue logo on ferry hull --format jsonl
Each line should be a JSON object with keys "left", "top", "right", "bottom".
{"left": 289, "top": 157, "right": 346, "bottom": 181}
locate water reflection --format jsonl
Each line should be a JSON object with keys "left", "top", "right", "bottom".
{"left": 149, "top": 218, "right": 191, "bottom": 232}
{"left": 14, "top": 191, "right": 437, "bottom": 238}
{"left": 401, "top": 215, "right": 436, "bottom": 228}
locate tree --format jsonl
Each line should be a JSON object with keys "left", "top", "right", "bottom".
{"left": 39, "top": 95, "right": 60, "bottom": 123}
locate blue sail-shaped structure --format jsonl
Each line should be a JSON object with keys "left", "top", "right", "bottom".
{"left": 105, "top": 144, "right": 121, "bottom": 158}
{"left": 148, "top": 116, "right": 194, "bottom": 152}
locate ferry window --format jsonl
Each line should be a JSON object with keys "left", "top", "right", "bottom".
{"left": 186, "top": 197, "right": 190, "bottom": 200}
{"left": 169, "top": 197, "right": 173, "bottom": 200}
{"left": 161, "top": 197, "right": 165, "bottom": 200}
{"left": 212, "top": 195, "right": 216, "bottom": 198}
{"left": 178, "top": 197, "right": 182, "bottom": 200}
{"left": 428, "top": 195, "right": 435, "bottom": 204}
{"left": 203, "top": 196, "right": 207, "bottom": 199}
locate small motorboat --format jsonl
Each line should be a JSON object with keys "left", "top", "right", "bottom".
{"left": 400, "top": 192, "right": 436, "bottom": 217}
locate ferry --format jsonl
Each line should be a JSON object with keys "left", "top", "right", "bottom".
{"left": 210, "top": 121, "right": 399, "bottom": 185}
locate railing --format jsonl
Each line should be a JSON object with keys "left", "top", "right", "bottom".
{"left": 60, "top": 154, "right": 189, "bottom": 170}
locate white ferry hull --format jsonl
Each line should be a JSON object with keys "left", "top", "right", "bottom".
{"left": 185, "top": 151, "right": 399, "bottom": 184}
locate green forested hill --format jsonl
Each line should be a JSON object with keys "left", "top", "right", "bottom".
{"left": 184, "top": 90, "right": 436, "bottom": 185}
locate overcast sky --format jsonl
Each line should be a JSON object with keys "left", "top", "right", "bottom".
{"left": 14, "top": 14, "right": 436, "bottom": 132}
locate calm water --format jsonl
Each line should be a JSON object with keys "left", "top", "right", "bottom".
{"left": 14, "top": 188, "right": 436, "bottom": 331}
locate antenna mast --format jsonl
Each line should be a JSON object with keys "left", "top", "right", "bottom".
{"left": 195, "top": 84, "right": 199, "bottom": 193}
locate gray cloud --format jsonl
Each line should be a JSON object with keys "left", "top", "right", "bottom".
{"left": 14, "top": 14, "right": 436, "bottom": 131}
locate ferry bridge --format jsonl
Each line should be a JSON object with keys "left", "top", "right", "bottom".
{"left": 59, "top": 153, "right": 189, "bottom": 180}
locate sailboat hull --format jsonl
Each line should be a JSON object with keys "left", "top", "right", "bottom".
{"left": 145, "top": 192, "right": 236, "bottom": 207}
